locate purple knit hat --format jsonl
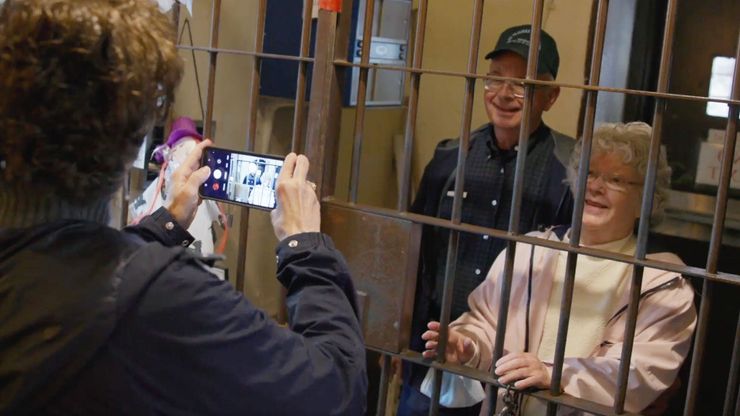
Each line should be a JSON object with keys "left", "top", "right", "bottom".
{"left": 153, "top": 117, "right": 203, "bottom": 163}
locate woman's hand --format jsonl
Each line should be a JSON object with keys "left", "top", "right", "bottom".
{"left": 164, "top": 139, "right": 212, "bottom": 229}
{"left": 495, "top": 352, "right": 551, "bottom": 389}
{"left": 421, "top": 321, "right": 476, "bottom": 365}
{"left": 270, "top": 153, "right": 320, "bottom": 241}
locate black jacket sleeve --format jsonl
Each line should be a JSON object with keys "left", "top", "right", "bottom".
{"left": 122, "top": 207, "right": 194, "bottom": 247}
{"left": 119, "top": 232, "right": 366, "bottom": 415}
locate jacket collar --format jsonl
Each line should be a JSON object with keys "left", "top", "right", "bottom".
{"left": 0, "top": 185, "right": 110, "bottom": 228}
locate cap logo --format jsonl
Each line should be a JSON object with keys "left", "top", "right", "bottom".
{"left": 507, "top": 29, "right": 542, "bottom": 51}
{"left": 507, "top": 28, "right": 531, "bottom": 46}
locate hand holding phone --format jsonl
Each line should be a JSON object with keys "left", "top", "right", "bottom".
{"left": 270, "top": 153, "right": 321, "bottom": 241}
{"left": 199, "top": 146, "right": 285, "bottom": 211}
{"left": 164, "top": 139, "right": 213, "bottom": 229}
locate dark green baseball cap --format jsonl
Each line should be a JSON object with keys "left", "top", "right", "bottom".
{"left": 484, "top": 25, "right": 559, "bottom": 78}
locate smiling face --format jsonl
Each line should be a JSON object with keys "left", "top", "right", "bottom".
{"left": 581, "top": 152, "right": 644, "bottom": 245}
{"left": 483, "top": 51, "right": 560, "bottom": 147}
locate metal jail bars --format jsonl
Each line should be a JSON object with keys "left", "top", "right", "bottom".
{"left": 160, "top": 1, "right": 740, "bottom": 415}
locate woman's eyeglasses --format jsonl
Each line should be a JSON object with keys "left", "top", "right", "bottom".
{"left": 587, "top": 171, "right": 643, "bottom": 192}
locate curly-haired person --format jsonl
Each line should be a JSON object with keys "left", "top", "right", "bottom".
{"left": 0, "top": 1, "right": 366, "bottom": 415}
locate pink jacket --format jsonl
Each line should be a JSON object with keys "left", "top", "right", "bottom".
{"left": 450, "top": 229, "right": 697, "bottom": 414}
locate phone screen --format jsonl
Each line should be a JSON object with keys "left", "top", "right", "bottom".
{"left": 199, "top": 147, "right": 284, "bottom": 210}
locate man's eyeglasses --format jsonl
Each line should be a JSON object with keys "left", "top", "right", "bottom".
{"left": 483, "top": 78, "right": 526, "bottom": 98}
{"left": 587, "top": 171, "right": 643, "bottom": 192}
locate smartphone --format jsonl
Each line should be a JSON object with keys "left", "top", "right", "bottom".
{"left": 199, "top": 146, "right": 284, "bottom": 210}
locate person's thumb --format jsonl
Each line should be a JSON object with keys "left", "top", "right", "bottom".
{"left": 187, "top": 166, "right": 211, "bottom": 189}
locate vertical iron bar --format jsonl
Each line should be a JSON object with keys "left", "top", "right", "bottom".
{"left": 428, "top": 2, "right": 485, "bottom": 415}
{"left": 489, "top": 1, "right": 545, "bottom": 413}
{"left": 614, "top": 0, "right": 678, "bottom": 412}
{"left": 685, "top": 29, "right": 740, "bottom": 416}
{"left": 246, "top": 0, "right": 266, "bottom": 152}
{"left": 428, "top": 232, "right": 459, "bottom": 416}
{"left": 235, "top": 0, "right": 265, "bottom": 294}
{"left": 172, "top": 0, "right": 181, "bottom": 35}
{"left": 376, "top": 353, "right": 392, "bottom": 416}
{"left": 305, "top": 8, "right": 337, "bottom": 186}
{"left": 291, "top": 0, "right": 315, "bottom": 153}
{"left": 203, "top": 0, "right": 221, "bottom": 140}
{"left": 119, "top": 183, "right": 129, "bottom": 229}
{"left": 397, "top": 0, "right": 428, "bottom": 212}
{"left": 305, "top": 0, "right": 353, "bottom": 197}
{"left": 547, "top": 3, "right": 609, "bottom": 415}
{"left": 349, "top": 0, "right": 377, "bottom": 203}
{"left": 723, "top": 312, "right": 740, "bottom": 416}
{"left": 704, "top": 30, "right": 739, "bottom": 303}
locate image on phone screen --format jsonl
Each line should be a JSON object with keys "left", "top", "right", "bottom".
{"left": 200, "top": 147, "right": 284, "bottom": 210}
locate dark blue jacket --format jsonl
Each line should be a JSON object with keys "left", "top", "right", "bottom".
{"left": 0, "top": 208, "right": 367, "bottom": 415}
{"left": 404, "top": 124, "right": 574, "bottom": 390}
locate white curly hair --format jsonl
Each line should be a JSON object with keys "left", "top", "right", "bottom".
{"left": 567, "top": 121, "right": 672, "bottom": 224}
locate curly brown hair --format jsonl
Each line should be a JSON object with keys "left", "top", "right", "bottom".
{"left": 0, "top": 0, "right": 183, "bottom": 201}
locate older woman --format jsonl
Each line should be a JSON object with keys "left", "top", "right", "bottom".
{"left": 421, "top": 122, "right": 696, "bottom": 415}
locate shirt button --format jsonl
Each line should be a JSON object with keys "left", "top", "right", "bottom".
{"left": 483, "top": 235, "right": 489, "bottom": 240}
{"left": 181, "top": 240, "right": 190, "bottom": 247}
{"left": 500, "top": 168, "right": 504, "bottom": 174}
{"left": 491, "top": 200, "right": 498, "bottom": 207}
{"left": 165, "top": 221, "right": 175, "bottom": 231}
{"left": 288, "top": 240, "right": 298, "bottom": 248}
{"left": 475, "top": 269, "right": 481, "bottom": 275}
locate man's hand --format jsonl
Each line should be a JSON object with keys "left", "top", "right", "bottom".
{"left": 421, "top": 321, "right": 476, "bottom": 365}
{"left": 270, "top": 153, "right": 320, "bottom": 241}
{"left": 164, "top": 138, "right": 212, "bottom": 229}
{"left": 495, "top": 352, "right": 551, "bottom": 390}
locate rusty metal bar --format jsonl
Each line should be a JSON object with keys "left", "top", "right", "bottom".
{"left": 429, "top": 3, "right": 485, "bottom": 413}
{"left": 175, "top": 44, "right": 740, "bottom": 108}
{"left": 349, "top": 0, "right": 376, "bottom": 203}
{"left": 172, "top": 1, "right": 181, "bottom": 41}
{"left": 685, "top": 29, "right": 740, "bottom": 416}
{"left": 397, "top": 0, "right": 428, "bottom": 212}
{"left": 322, "top": 199, "right": 740, "bottom": 286}
{"left": 429, "top": 231, "right": 461, "bottom": 416}
{"left": 614, "top": 0, "right": 678, "bottom": 412}
{"left": 723, "top": 312, "right": 740, "bottom": 416}
{"left": 291, "top": 0, "right": 315, "bottom": 153}
{"left": 304, "top": 0, "right": 353, "bottom": 197}
{"left": 234, "top": 0, "right": 266, "bottom": 294}
{"left": 374, "top": 347, "right": 636, "bottom": 416}
{"left": 177, "top": 45, "right": 314, "bottom": 63}
{"left": 203, "top": 0, "right": 221, "bottom": 140}
{"left": 548, "top": 3, "right": 610, "bottom": 414}
{"left": 246, "top": 0, "right": 266, "bottom": 151}
{"left": 375, "top": 353, "right": 392, "bottom": 416}
{"left": 329, "top": 58, "right": 740, "bottom": 107}
{"left": 705, "top": 33, "right": 739, "bottom": 305}
{"left": 489, "top": 0, "right": 545, "bottom": 413}
{"left": 682, "top": 282, "right": 713, "bottom": 413}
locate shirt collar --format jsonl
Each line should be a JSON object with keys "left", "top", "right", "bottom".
{"left": 486, "top": 123, "right": 551, "bottom": 159}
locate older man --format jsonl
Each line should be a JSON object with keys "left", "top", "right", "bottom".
{"left": 398, "top": 25, "right": 575, "bottom": 416}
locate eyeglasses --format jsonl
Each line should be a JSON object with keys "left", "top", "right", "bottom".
{"left": 587, "top": 171, "right": 643, "bottom": 192}
{"left": 483, "top": 78, "right": 526, "bottom": 98}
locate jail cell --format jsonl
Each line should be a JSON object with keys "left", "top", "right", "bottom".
{"left": 137, "top": 0, "right": 740, "bottom": 415}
